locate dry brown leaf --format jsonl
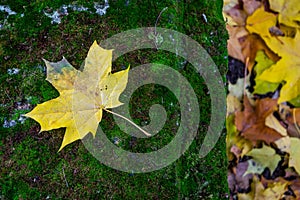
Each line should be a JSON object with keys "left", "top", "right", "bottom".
{"left": 239, "top": 34, "right": 280, "bottom": 72}
{"left": 235, "top": 96, "right": 282, "bottom": 144}
{"left": 289, "top": 178, "right": 300, "bottom": 199}
{"left": 279, "top": 105, "right": 300, "bottom": 137}
{"left": 226, "top": 25, "right": 249, "bottom": 62}
{"left": 227, "top": 115, "right": 253, "bottom": 160}
{"left": 224, "top": 4, "right": 248, "bottom": 26}
{"left": 242, "top": 0, "right": 262, "bottom": 15}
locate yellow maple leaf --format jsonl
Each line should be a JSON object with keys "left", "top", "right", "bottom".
{"left": 245, "top": 6, "right": 300, "bottom": 103}
{"left": 246, "top": 6, "right": 277, "bottom": 37}
{"left": 25, "top": 41, "right": 129, "bottom": 151}
{"left": 269, "top": 0, "right": 300, "bottom": 28}
{"left": 257, "top": 30, "right": 300, "bottom": 103}
{"left": 253, "top": 51, "right": 280, "bottom": 95}
{"left": 246, "top": 6, "right": 300, "bottom": 103}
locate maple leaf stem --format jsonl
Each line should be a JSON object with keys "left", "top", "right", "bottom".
{"left": 62, "top": 166, "right": 69, "bottom": 188}
{"left": 103, "top": 108, "right": 151, "bottom": 137}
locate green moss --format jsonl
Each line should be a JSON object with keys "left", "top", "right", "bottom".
{"left": 1, "top": 0, "right": 228, "bottom": 199}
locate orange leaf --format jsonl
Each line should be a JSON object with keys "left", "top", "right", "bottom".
{"left": 235, "top": 96, "right": 282, "bottom": 144}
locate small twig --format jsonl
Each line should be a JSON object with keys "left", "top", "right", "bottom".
{"left": 293, "top": 108, "right": 300, "bottom": 136}
{"left": 62, "top": 166, "right": 69, "bottom": 188}
{"left": 154, "top": 7, "right": 168, "bottom": 35}
{"left": 4, "top": 89, "right": 13, "bottom": 102}
{"left": 153, "top": 7, "right": 168, "bottom": 49}
{"left": 103, "top": 108, "right": 151, "bottom": 137}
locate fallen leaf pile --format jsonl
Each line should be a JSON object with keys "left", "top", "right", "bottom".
{"left": 224, "top": 0, "right": 300, "bottom": 199}
{"left": 25, "top": 41, "right": 129, "bottom": 151}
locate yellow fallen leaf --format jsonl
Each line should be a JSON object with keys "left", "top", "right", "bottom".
{"left": 275, "top": 137, "right": 300, "bottom": 173}
{"left": 237, "top": 176, "right": 264, "bottom": 200}
{"left": 253, "top": 51, "right": 279, "bottom": 95}
{"left": 246, "top": 6, "right": 277, "bottom": 37}
{"left": 238, "top": 175, "right": 288, "bottom": 200}
{"left": 275, "top": 137, "right": 290, "bottom": 153}
{"left": 246, "top": 143, "right": 281, "bottom": 174}
{"left": 25, "top": 41, "right": 129, "bottom": 151}
{"left": 269, "top": 0, "right": 300, "bottom": 28}
{"left": 289, "top": 138, "right": 300, "bottom": 174}
{"left": 258, "top": 58, "right": 300, "bottom": 104}
{"left": 257, "top": 30, "right": 300, "bottom": 103}
{"left": 245, "top": 6, "right": 300, "bottom": 103}
{"left": 262, "top": 181, "right": 288, "bottom": 199}
{"left": 265, "top": 113, "right": 287, "bottom": 137}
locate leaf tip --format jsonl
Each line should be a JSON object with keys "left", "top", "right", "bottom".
{"left": 58, "top": 142, "right": 67, "bottom": 152}
{"left": 92, "top": 40, "right": 98, "bottom": 44}
{"left": 23, "top": 111, "right": 33, "bottom": 119}
{"left": 57, "top": 146, "right": 63, "bottom": 153}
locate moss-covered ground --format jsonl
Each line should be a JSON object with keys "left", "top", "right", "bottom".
{"left": 0, "top": 0, "right": 228, "bottom": 199}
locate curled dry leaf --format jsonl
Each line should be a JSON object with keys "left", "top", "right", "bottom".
{"left": 228, "top": 161, "right": 254, "bottom": 194}
{"left": 265, "top": 113, "right": 287, "bottom": 137}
